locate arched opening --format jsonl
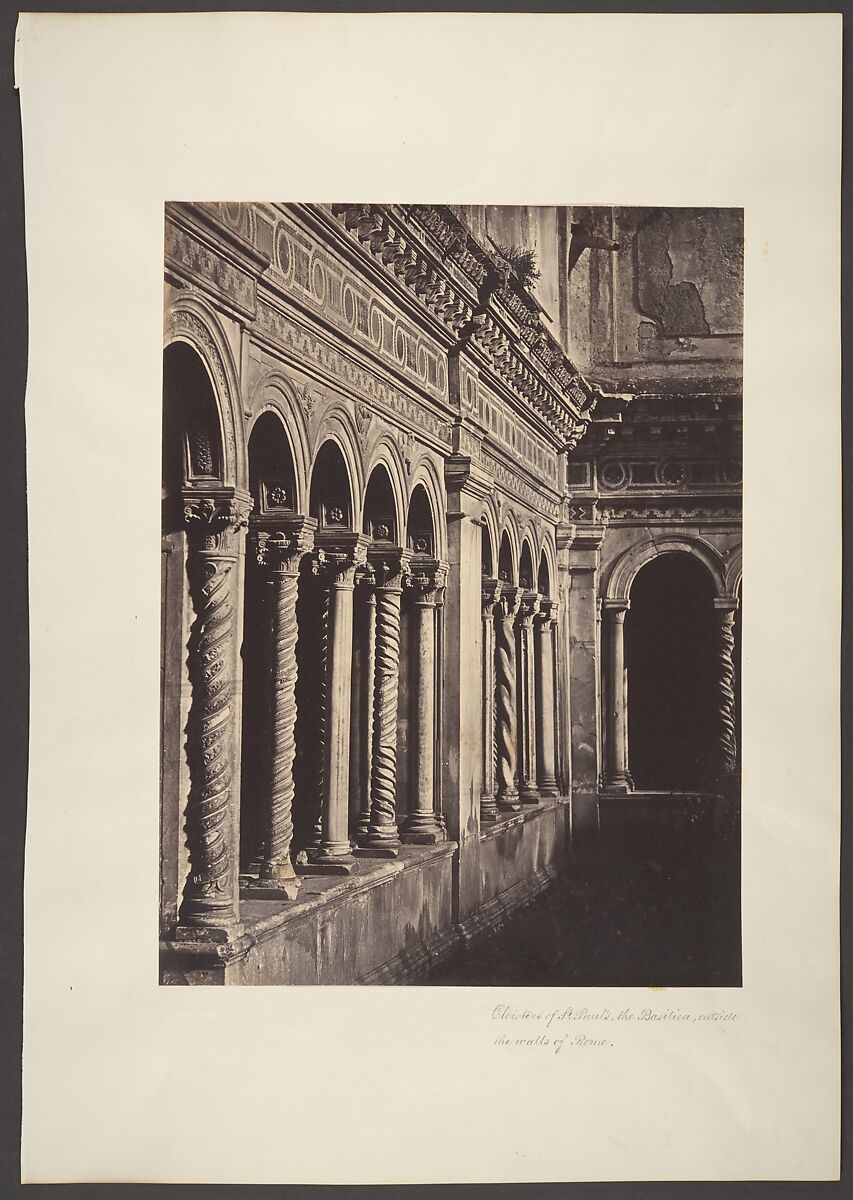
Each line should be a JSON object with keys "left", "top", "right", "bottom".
{"left": 537, "top": 550, "right": 550, "bottom": 598}
{"left": 293, "top": 440, "right": 356, "bottom": 853}
{"left": 363, "top": 464, "right": 398, "bottom": 544}
{"left": 498, "top": 532, "right": 515, "bottom": 585}
{"left": 482, "top": 525, "right": 494, "bottom": 578}
{"left": 162, "top": 342, "right": 223, "bottom": 522}
{"left": 519, "top": 542, "right": 535, "bottom": 590}
{"left": 626, "top": 553, "right": 717, "bottom": 791}
{"left": 406, "top": 485, "right": 435, "bottom": 557}
{"left": 248, "top": 411, "right": 297, "bottom": 514}
{"left": 240, "top": 412, "right": 299, "bottom": 873}
{"left": 160, "top": 342, "right": 225, "bottom": 934}
{"left": 309, "top": 440, "right": 353, "bottom": 529}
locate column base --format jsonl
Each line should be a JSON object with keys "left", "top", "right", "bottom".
{"left": 174, "top": 919, "right": 245, "bottom": 944}
{"left": 303, "top": 843, "right": 360, "bottom": 875}
{"left": 479, "top": 794, "right": 499, "bottom": 824}
{"left": 352, "top": 816, "right": 371, "bottom": 843}
{"left": 361, "top": 827, "right": 402, "bottom": 854}
{"left": 355, "top": 845, "right": 400, "bottom": 859}
{"left": 602, "top": 775, "right": 633, "bottom": 795}
{"left": 496, "top": 792, "right": 522, "bottom": 813}
{"left": 519, "top": 785, "right": 541, "bottom": 805}
{"left": 242, "top": 859, "right": 302, "bottom": 901}
{"left": 241, "top": 880, "right": 302, "bottom": 901}
{"left": 400, "top": 817, "right": 445, "bottom": 845}
{"left": 538, "top": 776, "right": 560, "bottom": 798}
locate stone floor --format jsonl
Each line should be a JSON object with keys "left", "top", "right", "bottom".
{"left": 419, "top": 792, "right": 742, "bottom": 987}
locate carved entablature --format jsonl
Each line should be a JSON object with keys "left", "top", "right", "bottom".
{"left": 596, "top": 457, "right": 743, "bottom": 492}
{"left": 262, "top": 206, "right": 450, "bottom": 405}
{"left": 326, "top": 203, "right": 599, "bottom": 447}
{"left": 253, "top": 301, "right": 451, "bottom": 449}
{"left": 568, "top": 501, "right": 598, "bottom": 525}
{"left": 597, "top": 500, "right": 742, "bottom": 525}
{"left": 480, "top": 447, "right": 560, "bottom": 522}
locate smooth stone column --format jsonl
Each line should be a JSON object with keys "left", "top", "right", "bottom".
{"left": 714, "top": 597, "right": 739, "bottom": 777}
{"left": 603, "top": 599, "right": 632, "bottom": 793}
{"left": 350, "top": 566, "right": 376, "bottom": 843}
{"left": 178, "top": 488, "right": 252, "bottom": 939}
{"left": 495, "top": 585, "right": 523, "bottom": 811}
{"left": 534, "top": 598, "right": 560, "bottom": 798}
{"left": 306, "top": 531, "right": 368, "bottom": 874}
{"left": 517, "top": 592, "right": 542, "bottom": 804}
{"left": 401, "top": 559, "right": 447, "bottom": 844}
{"left": 244, "top": 516, "right": 316, "bottom": 900}
{"left": 362, "top": 547, "right": 411, "bottom": 856}
{"left": 480, "top": 578, "right": 502, "bottom": 823}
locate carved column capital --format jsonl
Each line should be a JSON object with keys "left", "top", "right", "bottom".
{"left": 498, "top": 585, "right": 523, "bottom": 624}
{"left": 518, "top": 592, "right": 542, "bottom": 629}
{"left": 602, "top": 597, "right": 630, "bottom": 623}
{"left": 482, "top": 576, "right": 503, "bottom": 616}
{"left": 406, "top": 557, "right": 447, "bottom": 606}
{"left": 536, "top": 598, "right": 559, "bottom": 628}
{"left": 254, "top": 515, "right": 317, "bottom": 574}
{"left": 314, "top": 531, "right": 370, "bottom": 588}
{"left": 182, "top": 487, "right": 253, "bottom": 550}
{"left": 369, "top": 545, "right": 412, "bottom": 591}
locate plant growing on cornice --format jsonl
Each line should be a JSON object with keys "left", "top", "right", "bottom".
{"left": 491, "top": 243, "right": 541, "bottom": 290}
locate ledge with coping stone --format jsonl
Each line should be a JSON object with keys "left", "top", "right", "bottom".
{"left": 160, "top": 842, "right": 456, "bottom": 985}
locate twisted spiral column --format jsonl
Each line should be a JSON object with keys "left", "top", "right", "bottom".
{"left": 715, "top": 599, "right": 739, "bottom": 776}
{"left": 494, "top": 586, "right": 523, "bottom": 810}
{"left": 363, "top": 549, "right": 410, "bottom": 854}
{"left": 179, "top": 490, "right": 251, "bottom": 936}
{"left": 247, "top": 518, "right": 316, "bottom": 899}
{"left": 401, "top": 561, "right": 447, "bottom": 843}
{"left": 480, "top": 579, "right": 502, "bottom": 823}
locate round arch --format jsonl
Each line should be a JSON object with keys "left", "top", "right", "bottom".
{"left": 363, "top": 459, "right": 403, "bottom": 544}
{"left": 499, "top": 509, "right": 522, "bottom": 583}
{"left": 362, "top": 437, "right": 407, "bottom": 542}
{"left": 725, "top": 546, "right": 743, "bottom": 599}
{"left": 604, "top": 535, "right": 728, "bottom": 602}
{"left": 247, "top": 372, "right": 311, "bottom": 511}
{"left": 308, "top": 405, "right": 364, "bottom": 524}
{"left": 164, "top": 294, "right": 246, "bottom": 491}
{"left": 309, "top": 436, "right": 357, "bottom": 529}
{"left": 407, "top": 454, "right": 448, "bottom": 562}
{"left": 518, "top": 538, "right": 536, "bottom": 590}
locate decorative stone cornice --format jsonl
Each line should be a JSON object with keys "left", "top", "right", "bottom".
{"left": 328, "top": 202, "right": 601, "bottom": 447}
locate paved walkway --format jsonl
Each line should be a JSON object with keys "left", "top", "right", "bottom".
{"left": 420, "top": 796, "right": 741, "bottom": 987}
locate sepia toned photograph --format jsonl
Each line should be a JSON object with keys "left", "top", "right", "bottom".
{"left": 160, "top": 202, "right": 743, "bottom": 988}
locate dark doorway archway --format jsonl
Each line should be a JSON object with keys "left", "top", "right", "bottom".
{"left": 626, "top": 552, "right": 717, "bottom": 791}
